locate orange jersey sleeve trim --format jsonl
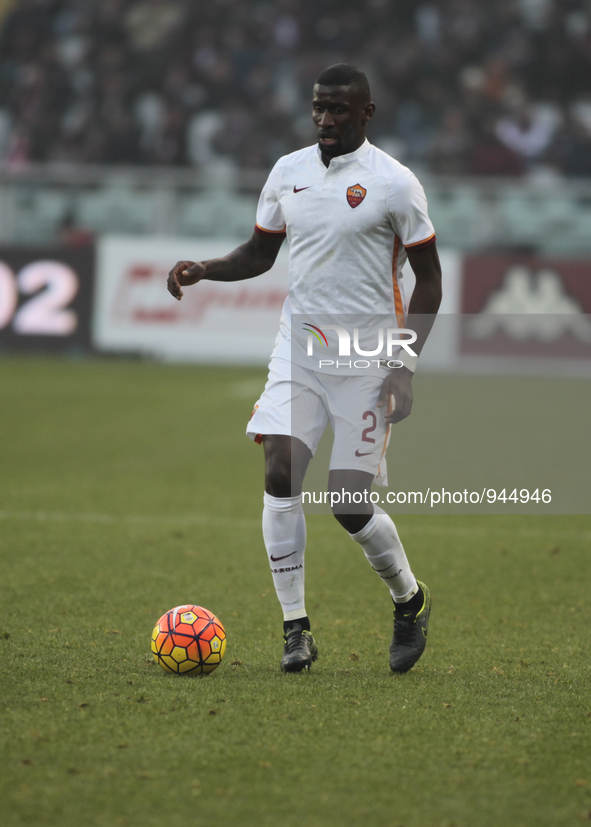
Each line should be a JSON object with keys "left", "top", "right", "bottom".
{"left": 255, "top": 224, "right": 287, "bottom": 236}
{"left": 404, "top": 233, "right": 436, "bottom": 250}
{"left": 391, "top": 235, "right": 406, "bottom": 328}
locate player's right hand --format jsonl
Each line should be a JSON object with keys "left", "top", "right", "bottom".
{"left": 167, "top": 260, "right": 207, "bottom": 300}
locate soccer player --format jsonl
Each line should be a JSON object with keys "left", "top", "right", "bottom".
{"left": 167, "top": 64, "right": 442, "bottom": 675}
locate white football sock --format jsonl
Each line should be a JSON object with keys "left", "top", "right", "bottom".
{"left": 262, "top": 493, "right": 307, "bottom": 621}
{"left": 349, "top": 506, "right": 418, "bottom": 601}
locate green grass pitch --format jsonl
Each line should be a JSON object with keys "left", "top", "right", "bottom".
{"left": 0, "top": 356, "right": 589, "bottom": 827}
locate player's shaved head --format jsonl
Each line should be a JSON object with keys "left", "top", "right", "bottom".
{"left": 315, "top": 64, "right": 371, "bottom": 104}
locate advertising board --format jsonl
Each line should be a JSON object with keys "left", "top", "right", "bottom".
{"left": 95, "top": 237, "right": 462, "bottom": 367}
{"left": 0, "top": 245, "right": 95, "bottom": 351}
{"left": 94, "top": 236, "right": 288, "bottom": 363}
{"left": 460, "top": 254, "right": 591, "bottom": 365}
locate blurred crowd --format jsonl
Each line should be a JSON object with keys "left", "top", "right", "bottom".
{"left": 0, "top": 0, "right": 590, "bottom": 177}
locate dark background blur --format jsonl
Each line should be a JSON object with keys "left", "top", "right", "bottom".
{"left": 1, "top": 0, "right": 590, "bottom": 176}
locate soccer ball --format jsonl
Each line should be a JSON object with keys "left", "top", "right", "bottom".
{"left": 151, "top": 604, "right": 226, "bottom": 675}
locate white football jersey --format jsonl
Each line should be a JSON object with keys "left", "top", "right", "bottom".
{"left": 255, "top": 139, "right": 435, "bottom": 371}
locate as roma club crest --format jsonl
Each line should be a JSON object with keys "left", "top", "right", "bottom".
{"left": 346, "top": 183, "right": 367, "bottom": 208}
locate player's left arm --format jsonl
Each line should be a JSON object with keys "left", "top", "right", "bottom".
{"left": 377, "top": 242, "right": 442, "bottom": 424}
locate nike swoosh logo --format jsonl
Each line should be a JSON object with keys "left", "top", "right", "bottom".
{"left": 355, "top": 450, "right": 372, "bottom": 457}
{"left": 270, "top": 550, "right": 298, "bottom": 562}
{"left": 293, "top": 186, "right": 310, "bottom": 193}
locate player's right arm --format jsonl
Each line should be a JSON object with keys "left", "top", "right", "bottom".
{"left": 167, "top": 229, "right": 285, "bottom": 301}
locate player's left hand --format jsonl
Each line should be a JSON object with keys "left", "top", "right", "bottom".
{"left": 377, "top": 367, "right": 413, "bottom": 424}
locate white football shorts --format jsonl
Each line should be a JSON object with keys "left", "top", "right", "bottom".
{"left": 246, "top": 357, "right": 392, "bottom": 486}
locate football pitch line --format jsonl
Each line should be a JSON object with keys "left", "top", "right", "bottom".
{"left": 0, "top": 509, "right": 589, "bottom": 540}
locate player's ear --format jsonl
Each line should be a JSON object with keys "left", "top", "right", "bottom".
{"left": 362, "top": 102, "right": 376, "bottom": 124}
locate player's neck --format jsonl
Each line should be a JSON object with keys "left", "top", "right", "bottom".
{"left": 320, "top": 136, "right": 367, "bottom": 168}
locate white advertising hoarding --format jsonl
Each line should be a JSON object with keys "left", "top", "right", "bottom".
{"left": 94, "top": 236, "right": 289, "bottom": 363}
{"left": 94, "top": 235, "right": 462, "bottom": 367}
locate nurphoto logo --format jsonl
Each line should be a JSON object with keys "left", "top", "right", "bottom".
{"left": 302, "top": 323, "right": 417, "bottom": 369}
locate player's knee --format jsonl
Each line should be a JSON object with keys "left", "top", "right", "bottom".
{"left": 330, "top": 488, "right": 373, "bottom": 531}
{"left": 265, "top": 459, "right": 293, "bottom": 498}
{"left": 263, "top": 435, "right": 303, "bottom": 497}
{"left": 333, "top": 510, "right": 373, "bottom": 534}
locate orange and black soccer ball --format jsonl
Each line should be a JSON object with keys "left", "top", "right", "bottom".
{"left": 151, "top": 604, "right": 226, "bottom": 675}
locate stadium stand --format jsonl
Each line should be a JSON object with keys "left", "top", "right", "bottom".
{"left": 0, "top": 0, "right": 590, "bottom": 251}
{"left": 1, "top": 0, "right": 590, "bottom": 175}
